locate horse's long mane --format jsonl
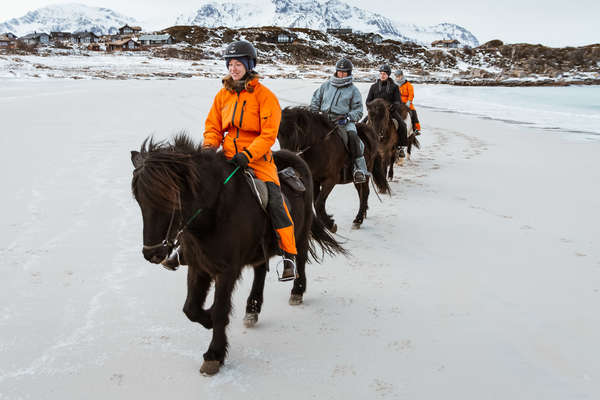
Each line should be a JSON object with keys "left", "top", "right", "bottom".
{"left": 131, "top": 134, "right": 223, "bottom": 212}
{"left": 279, "top": 106, "right": 336, "bottom": 151}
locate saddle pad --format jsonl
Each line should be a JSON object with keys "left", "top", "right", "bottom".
{"left": 244, "top": 167, "right": 303, "bottom": 211}
{"left": 244, "top": 171, "right": 269, "bottom": 210}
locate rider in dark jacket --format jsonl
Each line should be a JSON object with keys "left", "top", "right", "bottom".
{"left": 366, "top": 64, "right": 408, "bottom": 151}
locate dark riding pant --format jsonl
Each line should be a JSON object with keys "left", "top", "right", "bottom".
{"left": 392, "top": 110, "right": 409, "bottom": 147}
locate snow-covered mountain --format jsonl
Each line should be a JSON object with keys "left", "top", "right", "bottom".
{"left": 175, "top": 0, "right": 479, "bottom": 47}
{"left": 0, "top": 1, "right": 479, "bottom": 47}
{"left": 0, "top": 3, "right": 138, "bottom": 36}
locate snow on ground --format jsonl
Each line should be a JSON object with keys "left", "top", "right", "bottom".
{"left": 1, "top": 78, "right": 599, "bottom": 399}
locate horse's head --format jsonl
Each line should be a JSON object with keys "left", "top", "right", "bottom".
{"left": 279, "top": 107, "right": 336, "bottom": 151}
{"left": 131, "top": 136, "right": 211, "bottom": 264}
{"left": 366, "top": 98, "right": 392, "bottom": 142}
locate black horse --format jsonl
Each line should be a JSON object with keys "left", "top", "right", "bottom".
{"left": 278, "top": 107, "right": 390, "bottom": 231}
{"left": 131, "top": 134, "right": 345, "bottom": 376}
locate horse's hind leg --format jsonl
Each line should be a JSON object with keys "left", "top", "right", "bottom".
{"left": 244, "top": 263, "right": 267, "bottom": 328}
{"left": 352, "top": 180, "right": 370, "bottom": 229}
{"left": 290, "top": 240, "right": 308, "bottom": 305}
{"left": 201, "top": 270, "right": 239, "bottom": 376}
{"left": 315, "top": 181, "right": 337, "bottom": 233}
{"left": 183, "top": 266, "right": 213, "bottom": 329}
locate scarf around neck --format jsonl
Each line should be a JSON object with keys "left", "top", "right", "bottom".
{"left": 330, "top": 75, "right": 353, "bottom": 88}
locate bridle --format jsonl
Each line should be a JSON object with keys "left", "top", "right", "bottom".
{"left": 142, "top": 194, "right": 203, "bottom": 257}
{"left": 140, "top": 165, "right": 240, "bottom": 258}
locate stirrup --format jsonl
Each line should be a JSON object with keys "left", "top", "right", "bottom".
{"left": 353, "top": 170, "right": 367, "bottom": 184}
{"left": 276, "top": 256, "right": 297, "bottom": 282}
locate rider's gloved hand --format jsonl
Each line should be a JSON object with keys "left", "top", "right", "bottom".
{"left": 337, "top": 116, "right": 349, "bottom": 126}
{"left": 230, "top": 151, "right": 250, "bottom": 168}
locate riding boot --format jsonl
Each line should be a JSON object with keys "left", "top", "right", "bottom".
{"left": 353, "top": 156, "right": 369, "bottom": 184}
{"left": 265, "top": 182, "right": 298, "bottom": 281}
{"left": 397, "top": 119, "right": 408, "bottom": 149}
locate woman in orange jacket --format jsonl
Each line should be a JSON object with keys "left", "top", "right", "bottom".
{"left": 203, "top": 40, "right": 297, "bottom": 281}
{"left": 395, "top": 70, "right": 421, "bottom": 134}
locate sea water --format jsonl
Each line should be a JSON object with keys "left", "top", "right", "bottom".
{"left": 415, "top": 84, "right": 600, "bottom": 139}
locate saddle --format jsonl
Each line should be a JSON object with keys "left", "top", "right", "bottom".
{"left": 244, "top": 167, "right": 305, "bottom": 211}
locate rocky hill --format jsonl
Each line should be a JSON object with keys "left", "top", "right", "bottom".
{"left": 158, "top": 26, "right": 599, "bottom": 85}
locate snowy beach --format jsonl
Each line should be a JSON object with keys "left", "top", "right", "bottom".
{"left": 1, "top": 78, "right": 599, "bottom": 399}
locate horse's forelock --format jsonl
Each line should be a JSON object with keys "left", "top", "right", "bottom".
{"left": 132, "top": 134, "right": 205, "bottom": 212}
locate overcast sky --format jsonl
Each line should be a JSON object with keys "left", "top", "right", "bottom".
{"left": 1, "top": 0, "right": 598, "bottom": 47}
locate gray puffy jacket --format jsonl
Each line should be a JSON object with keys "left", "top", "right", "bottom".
{"left": 309, "top": 76, "right": 363, "bottom": 123}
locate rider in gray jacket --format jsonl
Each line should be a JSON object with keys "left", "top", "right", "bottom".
{"left": 309, "top": 58, "right": 368, "bottom": 183}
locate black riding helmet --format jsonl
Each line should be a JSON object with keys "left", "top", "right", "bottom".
{"left": 223, "top": 40, "right": 258, "bottom": 67}
{"left": 335, "top": 58, "right": 353, "bottom": 75}
{"left": 379, "top": 64, "right": 391, "bottom": 75}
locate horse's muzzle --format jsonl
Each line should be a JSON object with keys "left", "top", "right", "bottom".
{"left": 142, "top": 246, "right": 168, "bottom": 264}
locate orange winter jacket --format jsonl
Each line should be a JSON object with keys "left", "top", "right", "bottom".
{"left": 399, "top": 81, "right": 416, "bottom": 110}
{"left": 203, "top": 74, "right": 282, "bottom": 163}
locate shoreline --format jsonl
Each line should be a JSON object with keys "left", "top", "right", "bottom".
{"left": 1, "top": 53, "right": 598, "bottom": 87}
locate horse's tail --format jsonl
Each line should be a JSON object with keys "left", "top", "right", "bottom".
{"left": 308, "top": 211, "right": 348, "bottom": 262}
{"left": 371, "top": 153, "right": 391, "bottom": 194}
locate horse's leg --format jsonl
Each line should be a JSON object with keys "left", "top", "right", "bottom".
{"left": 183, "top": 266, "right": 213, "bottom": 329}
{"left": 388, "top": 153, "right": 395, "bottom": 180}
{"left": 352, "top": 180, "right": 369, "bottom": 229}
{"left": 290, "top": 239, "right": 308, "bottom": 305}
{"left": 243, "top": 262, "right": 267, "bottom": 328}
{"left": 200, "top": 270, "right": 238, "bottom": 376}
{"left": 315, "top": 180, "right": 337, "bottom": 233}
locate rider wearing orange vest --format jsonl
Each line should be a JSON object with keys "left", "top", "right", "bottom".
{"left": 395, "top": 70, "right": 421, "bottom": 134}
{"left": 203, "top": 40, "right": 297, "bottom": 281}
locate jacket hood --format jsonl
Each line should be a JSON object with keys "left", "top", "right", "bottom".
{"left": 222, "top": 71, "right": 260, "bottom": 93}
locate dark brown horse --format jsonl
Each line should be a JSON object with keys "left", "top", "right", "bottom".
{"left": 366, "top": 98, "right": 400, "bottom": 180}
{"left": 131, "top": 134, "right": 345, "bottom": 376}
{"left": 278, "top": 107, "right": 390, "bottom": 231}
{"left": 367, "top": 100, "right": 420, "bottom": 177}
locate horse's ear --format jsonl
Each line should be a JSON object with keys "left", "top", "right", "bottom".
{"left": 131, "top": 151, "right": 143, "bottom": 168}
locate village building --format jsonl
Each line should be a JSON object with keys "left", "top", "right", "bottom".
{"left": 50, "top": 32, "right": 72, "bottom": 42}
{"left": 138, "top": 34, "right": 173, "bottom": 46}
{"left": 276, "top": 32, "right": 297, "bottom": 43}
{"left": 431, "top": 39, "right": 460, "bottom": 48}
{"left": 118, "top": 25, "right": 142, "bottom": 36}
{"left": 107, "top": 38, "right": 141, "bottom": 51}
{"left": 19, "top": 32, "right": 50, "bottom": 45}
{"left": 2, "top": 32, "right": 17, "bottom": 39}
{"left": 0, "top": 34, "right": 16, "bottom": 49}
{"left": 275, "top": 32, "right": 298, "bottom": 43}
{"left": 72, "top": 31, "right": 100, "bottom": 44}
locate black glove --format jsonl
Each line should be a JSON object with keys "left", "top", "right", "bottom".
{"left": 230, "top": 152, "right": 250, "bottom": 168}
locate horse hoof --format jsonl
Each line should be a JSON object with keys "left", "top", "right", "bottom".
{"left": 243, "top": 312, "right": 258, "bottom": 328}
{"left": 289, "top": 294, "right": 303, "bottom": 305}
{"left": 329, "top": 224, "right": 338, "bottom": 233}
{"left": 200, "top": 360, "right": 221, "bottom": 376}
{"left": 352, "top": 222, "right": 361, "bottom": 230}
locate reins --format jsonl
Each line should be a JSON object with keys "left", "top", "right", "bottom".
{"left": 296, "top": 125, "right": 338, "bottom": 156}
